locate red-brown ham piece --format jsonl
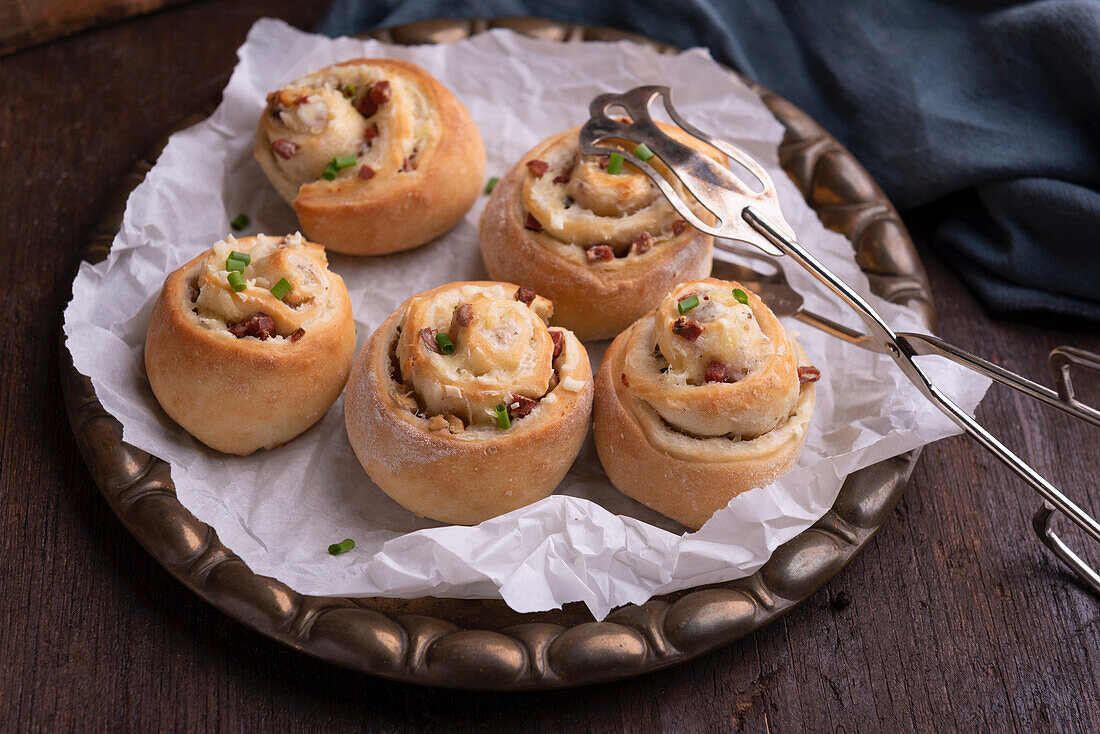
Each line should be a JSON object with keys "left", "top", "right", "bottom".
{"left": 228, "top": 312, "right": 276, "bottom": 340}
{"left": 671, "top": 318, "right": 703, "bottom": 341}
{"left": 798, "top": 365, "right": 822, "bottom": 384}
{"left": 526, "top": 160, "right": 549, "bottom": 178}
{"left": 271, "top": 138, "right": 298, "bottom": 159}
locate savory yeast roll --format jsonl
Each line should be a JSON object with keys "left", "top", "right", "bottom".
{"left": 145, "top": 233, "right": 356, "bottom": 455}
{"left": 479, "top": 123, "right": 722, "bottom": 341}
{"left": 344, "top": 282, "right": 594, "bottom": 525}
{"left": 255, "top": 58, "right": 485, "bottom": 256}
{"left": 593, "top": 278, "right": 821, "bottom": 529}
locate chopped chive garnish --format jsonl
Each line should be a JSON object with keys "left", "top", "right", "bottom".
{"left": 270, "top": 277, "right": 291, "bottom": 300}
{"left": 732, "top": 288, "right": 749, "bottom": 305}
{"left": 322, "top": 164, "right": 338, "bottom": 181}
{"left": 226, "top": 257, "right": 247, "bottom": 273}
{"left": 634, "top": 144, "right": 654, "bottom": 161}
{"left": 229, "top": 250, "right": 251, "bottom": 266}
{"left": 328, "top": 538, "right": 355, "bottom": 555}
{"left": 606, "top": 152, "right": 624, "bottom": 175}
{"left": 677, "top": 294, "right": 699, "bottom": 314}
{"left": 495, "top": 403, "right": 511, "bottom": 429}
{"left": 334, "top": 154, "right": 357, "bottom": 168}
{"left": 227, "top": 271, "right": 246, "bottom": 292}
{"left": 485, "top": 176, "right": 500, "bottom": 194}
{"left": 229, "top": 213, "right": 249, "bottom": 231}
{"left": 435, "top": 332, "right": 455, "bottom": 355}
{"left": 342, "top": 85, "right": 356, "bottom": 98}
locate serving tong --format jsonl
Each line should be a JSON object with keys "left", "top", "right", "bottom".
{"left": 580, "top": 86, "right": 1100, "bottom": 595}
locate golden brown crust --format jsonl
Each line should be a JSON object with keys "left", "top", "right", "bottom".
{"left": 344, "top": 281, "right": 594, "bottom": 525}
{"left": 479, "top": 124, "right": 716, "bottom": 341}
{"left": 144, "top": 239, "right": 356, "bottom": 456}
{"left": 255, "top": 58, "right": 485, "bottom": 256}
{"left": 593, "top": 281, "right": 816, "bottom": 529}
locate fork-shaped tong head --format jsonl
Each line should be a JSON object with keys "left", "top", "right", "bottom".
{"left": 583, "top": 86, "right": 1100, "bottom": 595}
{"left": 579, "top": 85, "right": 792, "bottom": 257}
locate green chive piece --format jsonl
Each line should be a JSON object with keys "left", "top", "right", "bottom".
{"left": 227, "top": 271, "right": 247, "bottom": 292}
{"left": 270, "top": 278, "right": 291, "bottom": 300}
{"left": 435, "top": 332, "right": 455, "bottom": 355}
{"left": 322, "top": 164, "right": 338, "bottom": 181}
{"left": 677, "top": 294, "right": 699, "bottom": 315}
{"left": 334, "top": 154, "right": 357, "bottom": 169}
{"left": 342, "top": 85, "right": 356, "bottom": 98}
{"left": 485, "top": 176, "right": 500, "bottom": 194}
{"left": 328, "top": 538, "right": 355, "bottom": 555}
{"left": 495, "top": 403, "right": 511, "bottom": 430}
{"left": 634, "top": 144, "right": 654, "bottom": 161}
{"left": 229, "top": 213, "right": 249, "bottom": 231}
{"left": 225, "top": 257, "right": 247, "bottom": 273}
{"left": 606, "top": 152, "right": 624, "bottom": 175}
{"left": 732, "top": 288, "right": 749, "bottom": 305}
{"left": 229, "top": 250, "right": 251, "bottom": 266}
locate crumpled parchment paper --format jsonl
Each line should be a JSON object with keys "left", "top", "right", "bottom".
{"left": 63, "top": 19, "right": 989, "bottom": 619}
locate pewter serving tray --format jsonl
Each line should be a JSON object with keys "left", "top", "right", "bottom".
{"left": 61, "top": 18, "right": 934, "bottom": 690}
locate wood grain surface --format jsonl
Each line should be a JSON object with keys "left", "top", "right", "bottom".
{"left": 1, "top": 1, "right": 1098, "bottom": 730}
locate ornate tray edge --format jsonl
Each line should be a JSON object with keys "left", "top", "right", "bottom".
{"left": 62, "top": 17, "right": 931, "bottom": 690}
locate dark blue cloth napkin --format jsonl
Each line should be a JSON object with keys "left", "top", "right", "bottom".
{"left": 318, "top": 0, "right": 1100, "bottom": 321}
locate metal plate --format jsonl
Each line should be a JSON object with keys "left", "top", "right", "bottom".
{"left": 61, "top": 17, "right": 934, "bottom": 690}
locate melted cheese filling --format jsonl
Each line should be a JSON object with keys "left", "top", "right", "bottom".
{"left": 188, "top": 233, "right": 336, "bottom": 338}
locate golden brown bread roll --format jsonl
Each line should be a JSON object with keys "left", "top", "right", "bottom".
{"left": 593, "top": 278, "right": 820, "bottom": 529}
{"left": 344, "top": 282, "right": 594, "bottom": 525}
{"left": 479, "top": 123, "right": 722, "bottom": 341}
{"left": 145, "top": 234, "right": 356, "bottom": 455}
{"left": 255, "top": 58, "right": 485, "bottom": 256}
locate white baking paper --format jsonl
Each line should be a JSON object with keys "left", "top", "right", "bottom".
{"left": 63, "top": 18, "right": 990, "bottom": 619}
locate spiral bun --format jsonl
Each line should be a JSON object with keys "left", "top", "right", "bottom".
{"left": 345, "top": 282, "right": 593, "bottom": 525}
{"left": 256, "top": 58, "right": 485, "bottom": 256}
{"left": 479, "top": 123, "right": 721, "bottom": 341}
{"left": 593, "top": 279, "right": 818, "bottom": 529}
{"left": 144, "top": 234, "right": 356, "bottom": 455}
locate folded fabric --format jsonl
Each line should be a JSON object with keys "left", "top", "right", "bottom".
{"left": 318, "top": 0, "right": 1100, "bottom": 321}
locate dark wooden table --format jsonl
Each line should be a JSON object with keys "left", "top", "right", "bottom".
{"left": 3, "top": 1, "right": 1098, "bottom": 730}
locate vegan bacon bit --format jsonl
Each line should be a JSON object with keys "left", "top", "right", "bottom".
{"left": 585, "top": 245, "right": 614, "bottom": 263}
{"left": 515, "top": 286, "right": 536, "bottom": 306}
{"left": 621, "top": 373, "right": 630, "bottom": 387}
{"left": 553, "top": 173, "right": 570, "bottom": 184}
{"left": 597, "top": 155, "right": 610, "bottom": 169}
{"left": 629, "top": 232, "right": 654, "bottom": 255}
{"left": 508, "top": 394, "right": 538, "bottom": 420}
{"left": 549, "top": 330, "right": 564, "bottom": 358}
{"left": 671, "top": 317, "right": 703, "bottom": 341}
{"left": 798, "top": 365, "right": 822, "bottom": 384}
{"left": 228, "top": 312, "right": 276, "bottom": 340}
{"left": 358, "top": 164, "right": 376, "bottom": 180}
{"left": 672, "top": 220, "right": 688, "bottom": 236}
{"left": 526, "top": 160, "right": 549, "bottom": 178}
{"left": 419, "top": 327, "right": 442, "bottom": 354}
{"left": 289, "top": 327, "right": 306, "bottom": 343}
{"left": 272, "top": 138, "right": 299, "bottom": 159}
{"left": 524, "top": 213, "right": 543, "bottom": 232}
{"left": 363, "top": 124, "right": 379, "bottom": 144}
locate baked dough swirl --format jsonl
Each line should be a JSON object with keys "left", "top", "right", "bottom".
{"left": 255, "top": 58, "right": 485, "bottom": 256}
{"left": 345, "top": 282, "right": 594, "bottom": 525}
{"left": 593, "top": 279, "right": 819, "bottom": 529}
{"left": 145, "top": 234, "right": 356, "bottom": 455}
{"left": 479, "top": 123, "right": 722, "bottom": 341}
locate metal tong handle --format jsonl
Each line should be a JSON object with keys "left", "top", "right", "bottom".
{"left": 744, "top": 208, "right": 1100, "bottom": 594}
